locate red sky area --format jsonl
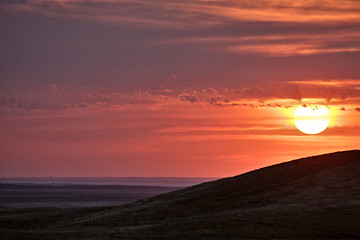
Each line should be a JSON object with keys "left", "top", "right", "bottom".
{"left": 0, "top": 0, "right": 359, "bottom": 177}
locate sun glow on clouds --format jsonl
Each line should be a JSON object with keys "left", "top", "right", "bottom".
{"left": 287, "top": 80, "right": 360, "bottom": 87}
{"left": 227, "top": 44, "right": 360, "bottom": 57}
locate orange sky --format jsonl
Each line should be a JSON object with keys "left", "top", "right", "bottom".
{"left": 0, "top": 0, "right": 359, "bottom": 177}
{"left": 1, "top": 89, "right": 359, "bottom": 177}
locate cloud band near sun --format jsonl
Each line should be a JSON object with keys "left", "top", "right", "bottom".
{"left": 1, "top": 79, "right": 359, "bottom": 112}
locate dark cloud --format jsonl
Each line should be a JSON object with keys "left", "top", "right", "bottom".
{"left": 0, "top": 90, "right": 159, "bottom": 110}
{"left": 179, "top": 95, "right": 198, "bottom": 103}
{"left": 6, "top": 100, "right": 97, "bottom": 111}
{"left": 228, "top": 83, "right": 360, "bottom": 102}
{"left": 11, "top": 100, "right": 68, "bottom": 110}
{"left": 77, "top": 103, "right": 89, "bottom": 109}
{"left": 159, "top": 95, "right": 169, "bottom": 101}
{"left": 207, "top": 97, "right": 227, "bottom": 107}
{"left": 202, "top": 88, "right": 218, "bottom": 95}
{"left": 355, "top": 107, "right": 360, "bottom": 112}
{"left": 0, "top": 0, "right": 26, "bottom": 5}
{"left": 208, "top": 97, "right": 217, "bottom": 105}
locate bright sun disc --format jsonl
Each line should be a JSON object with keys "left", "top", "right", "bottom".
{"left": 294, "top": 105, "right": 330, "bottom": 134}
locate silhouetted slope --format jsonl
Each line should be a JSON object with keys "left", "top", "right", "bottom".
{"left": 84, "top": 150, "right": 360, "bottom": 239}
{"left": 1, "top": 150, "right": 359, "bottom": 239}
{"left": 93, "top": 150, "right": 360, "bottom": 217}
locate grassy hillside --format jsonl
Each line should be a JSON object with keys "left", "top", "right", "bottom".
{"left": 1, "top": 150, "right": 359, "bottom": 239}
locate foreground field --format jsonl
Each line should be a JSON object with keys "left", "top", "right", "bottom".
{"left": 1, "top": 150, "right": 359, "bottom": 239}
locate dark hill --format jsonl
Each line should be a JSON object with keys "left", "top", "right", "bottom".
{"left": 1, "top": 150, "right": 360, "bottom": 239}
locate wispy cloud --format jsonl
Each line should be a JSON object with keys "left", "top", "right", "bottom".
{"left": 3, "top": 0, "right": 359, "bottom": 58}
{"left": 287, "top": 79, "right": 360, "bottom": 87}
{"left": 4, "top": 0, "right": 360, "bottom": 27}
{"left": 227, "top": 43, "right": 360, "bottom": 57}
{"left": 163, "top": 31, "right": 360, "bottom": 57}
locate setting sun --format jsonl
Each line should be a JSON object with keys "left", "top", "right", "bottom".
{"left": 294, "top": 105, "right": 330, "bottom": 134}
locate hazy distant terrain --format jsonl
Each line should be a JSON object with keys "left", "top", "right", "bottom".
{"left": 0, "top": 177, "right": 216, "bottom": 187}
{"left": 0, "top": 184, "right": 181, "bottom": 208}
{"left": 0, "top": 177, "right": 214, "bottom": 208}
{"left": 1, "top": 150, "right": 359, "bottom": 239}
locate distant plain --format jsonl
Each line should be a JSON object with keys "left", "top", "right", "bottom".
{"left": 0, "top": 177, "right": 215, "bottom": 208}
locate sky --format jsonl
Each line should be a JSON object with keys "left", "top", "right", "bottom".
{"left": 0, "top": 0, "right": 359, "bottom": 177}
